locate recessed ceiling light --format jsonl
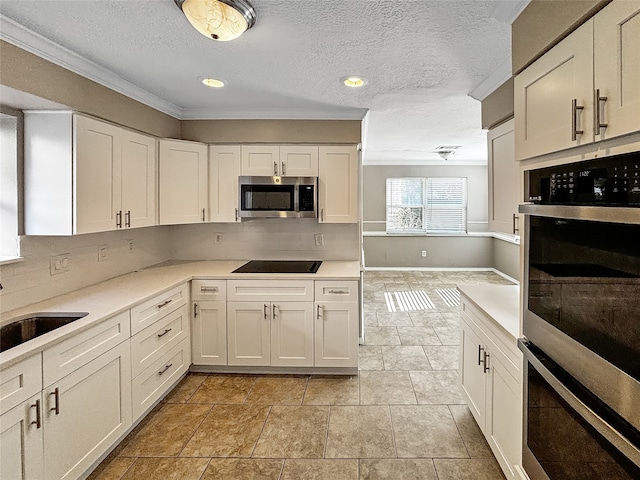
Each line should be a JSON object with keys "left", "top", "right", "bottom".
{"left": 342, "top": 76, "right": 367, "bottom": 88}
{"left": 202, "top": 78, "right": 225, "bottom": 88}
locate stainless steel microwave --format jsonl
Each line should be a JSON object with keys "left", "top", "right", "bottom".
{"left": 238, "top": 176, "right": 317, "bottom": 219}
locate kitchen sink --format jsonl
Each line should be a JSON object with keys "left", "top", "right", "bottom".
{"left": 0, "top": 312, "right": 89, "bottom": 352}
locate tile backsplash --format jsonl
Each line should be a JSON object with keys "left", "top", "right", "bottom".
{"left": 0, "top": 220, "right": 360, "bottom": 315}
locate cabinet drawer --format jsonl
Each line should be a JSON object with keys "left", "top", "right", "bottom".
{"left": 315, "top": 281, "right": 359, "bottom": 302}
{"left": 131, "top": 304, "right": 189, "bottom": 378}
{"left": 191, "top": 279, "right": 226, "bottom": 301}
{"left": 0, "top": 354, "right": 42, "bottom": 413}
{"left": 43, "top": 311, "right": 130, "bottom": 387}
{"left": 131, "top": 338, "right": 190, "bottom": 420}
{"left": 130, "top": 284, "right": 188, "bottom": 335}
{"left": 227, "top": 280, "right": 314, "bottom": 302}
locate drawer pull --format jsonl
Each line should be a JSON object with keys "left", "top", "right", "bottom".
{"left": 157, "top": 299, "right": 172, "bottom": 309}
{"left": 158, "top": 363, "right": 173, "bottom": 376}
{"left": 49, "top": 387, "right": 60, "bottom": 415}
{"left": 328, "top": 289, "right": 348, "bottom": 294}
{"left": 200, "top": 286, "right": 218, "bottom": 293}
{"left": 30, "top": 400, "right": 41, "bottom": 429}
{"left": 157, "top": 328, "right": 172, "bottom": 338}
{"left": 483, "top": 351, "right": 491, "bottom": 373}
{"left": 317, "top": 304, "right": 323, "bottom": 319}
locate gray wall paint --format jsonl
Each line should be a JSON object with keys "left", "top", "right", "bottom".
{"left": 492, "top": 238, "right": 520, "bottom": 281}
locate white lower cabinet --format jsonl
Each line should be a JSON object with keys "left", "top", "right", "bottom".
{"left": 314, "top": 302, "right": 358, "bottom": 367}
{"left": 191, "top": 280, "right": 227, "bottom": 366}
{"left": 459, "top": 295, "right": 522, "bottom": 480}
{"left": 43, "top": 341, "right": 132, "bottom": 480}
{"left": 270, "top": 302, "right": 314, "bottom": 367}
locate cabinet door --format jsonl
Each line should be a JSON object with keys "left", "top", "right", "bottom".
{"left": 121, "top": 130, "right": 157, "bottom": 228}
{"left": 209, "top": 145, "right": 241, "bottom": 222}
{"left": 271, "top": 302, "right": 313, "bottom": 367}
{"left": 459, "top": 317, "right": 487, "bottom": 428}
{"left": 74, "top": 115, "right": 121, "bottom": 233}
{"left": 227, "top": 302, "right": 270, "bottom": 366}
{"left": 514, "top": 20, "right": 594, "bottom": 160}
{"left": 280, "top": 146, "right": 319, "bottom": 176}
{"left": 486, "top": 350, "right": 522, "bottom": 480}
{"left": 318, "top": 146, "right": 358, "bottom": 223}
{"left": 241, "top": 145, "right": 280, "bottom": 176}
{"left": 488, "top": 119, "right": 520, "bottom": 235}
{"left": 192, "top": 300, "right": 227, "bottom": 366}
{"left": 159, "top": 139, "right": 208, "bottom": 225}
{"left": 594, "top": 1, "right": 640, "bottom": 141}
{"left": 313, "top": 302, "right": 358, "bottom": 367}
{"left": 0, "top": 393, "right": 44, "bottom": 480}
{"left": 43, "top": 341, "right": 131, "bottom": 480}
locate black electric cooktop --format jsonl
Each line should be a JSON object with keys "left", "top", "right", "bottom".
{"left": 232, "top": 260, "right": 322, "bottom": 274}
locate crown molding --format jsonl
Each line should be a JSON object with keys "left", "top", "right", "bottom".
{"left": 0, "top": 15, "right": 183, "bottom": 118}
{"left": 362, "top": 158, "right": 488, "bottom": 166}
{"left": 490, "top": 0, "right": 531, "bottom": 24}
{"left": 468, "top": 55, "right": 512, "bottom": 101}
{"left": 181, "top": 106, "right": 369, "bottom": 121}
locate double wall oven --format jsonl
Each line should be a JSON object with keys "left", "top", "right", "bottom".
{"left": 519, "top": 152, "right": 640, "bottom": 479}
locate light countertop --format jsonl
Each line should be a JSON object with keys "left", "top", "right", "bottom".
{"left": 457, "top": 284, "right": 520, "bottom": 339}
{"left": 1, "top": 260, "right": 361, "bottom": 369}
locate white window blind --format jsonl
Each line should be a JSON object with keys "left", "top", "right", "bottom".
{"left": 386, "top": 177, "right": 467, "bottom": 234}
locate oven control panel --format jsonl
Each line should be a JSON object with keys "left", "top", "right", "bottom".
{"left": 528, "top": 152, "right": 640, "bottom": 206}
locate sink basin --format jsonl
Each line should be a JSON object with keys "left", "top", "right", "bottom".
{"left": 0, "top": 312, "right": 89, "bottom": 352}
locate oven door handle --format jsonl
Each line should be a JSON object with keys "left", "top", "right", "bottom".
{"left": 519, "top": 340, "right": 640, "bottom": 468}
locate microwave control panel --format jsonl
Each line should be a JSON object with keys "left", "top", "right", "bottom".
{"left": 528, "top": 151, "right": 640, "bottom": 206}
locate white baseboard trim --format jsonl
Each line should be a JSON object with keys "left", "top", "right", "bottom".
{"left": 364, "top": 266, "right": 520, "bottom": 285}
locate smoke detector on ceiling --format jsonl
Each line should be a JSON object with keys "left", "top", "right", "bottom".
{"left": 432, "top": 145, "right": 461, "bottom": 161}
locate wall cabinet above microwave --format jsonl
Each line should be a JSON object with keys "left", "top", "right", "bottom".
{"left": 241, "top": 145, "right": 319, "bottom": 176}
{"left": 24, "top": 112, "right": 157, "bottom": 235}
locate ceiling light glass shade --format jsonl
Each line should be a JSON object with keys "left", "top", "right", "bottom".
{"left": 202, "top": 78, "right": 225, "bottom": 88}
{"left": 174, "top": 0, "right": 256, "bottom": 41}
{"left": 342, "top": 76, "right": 366, "bottom": 88}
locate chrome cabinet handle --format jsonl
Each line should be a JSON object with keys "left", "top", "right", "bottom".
{"left": 264, "top": 304, "right": 269, "bottom": 319}
{"left": 281, "top": 162, "right": 286, "bottom": 175}
{"left": 320, "top": 208, "right": 324, "bottom": 222}
{"left": 49, "top": 388, "right": 60, "bottom": 415}
{"left": 158, "top": 299, "right": 172, "bottom": 309}
{"left": 272, "top": 304, "right": 278, "bottom": 318}
{"left": 116, "top": 210, "right": 122, "bottom": 228}
{"left": 158, "top": 363, "right": 172, "bottom": 376}
{"left": 235, "top": 208, "right": 238, "bottom": 221}
{"left": 512, "top": 213, "right": 519, "bottom": 235}
{"left": 30, "top": 399, "right": 41, "bottom": 429}
{"left": 157, "top": 328, "right": 172, "bottom": 338}
{"left": 273, "top": 161, "right": 278, "bottom": 175}
{"left": 193, "top": 303, "right": 199, "bottom": 317}
{"left": 125, "top": 210, "right": 131, "bottom": 228}
{"left": 483, "top": 351, "right": 490, "bottom": 373}
{"left": 317, "top": 304, "right": 323, "bottom": 319}
{"left": 594, "top": 88, "right": 608, "bottom": 135}
{"left": 201, "top": 208, "right": 205, "bottom": 222}
{"left": 328, "top": 289, "right": 348, "bottom": 294}
{"left": 478, "top": 345, "right": 485, "bottom": 366}
{"left": 200, "top": 286, "right": 218, "bottom": 293}
{"left": 571, "top": 98, "right": 584, "bottom": 141}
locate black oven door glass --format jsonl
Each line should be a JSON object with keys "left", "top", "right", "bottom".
{"left": 527, "top": 216, "right": 640, "bottom": 380}
{"left": 241, "top": 185, "right": 295, "bottom": 211}
{"left": 526, "top": 352, "right": 640, "bottom": 479}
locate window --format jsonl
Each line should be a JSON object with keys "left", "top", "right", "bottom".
{"left": 386, "top": 177, "right": 467, "bottom": 234}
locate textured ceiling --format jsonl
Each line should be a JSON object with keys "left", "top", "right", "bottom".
{"left": 0, "top": 0, "right": 516, "bottom": 164}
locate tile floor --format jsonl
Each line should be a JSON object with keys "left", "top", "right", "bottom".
{"left": 90, "top": 271, "right": 515, "bottom": 480}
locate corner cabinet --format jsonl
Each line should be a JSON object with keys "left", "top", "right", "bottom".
{"left": 318, "top": 145, "right": 359, "bottom": 223}
{"left": 24, "top": 112, "right": 157, "bottom": 235}
{"left": 487, "top": 119, "right": 520, "bottom": 235}
{"left": 159, "top": 139, "right": 208, "bottom": 225}
{"left": 514, "top": 1, "right": 640, "bottom": 160}
{"left": 459, "top": 288, "right": 523, "bottom": 480}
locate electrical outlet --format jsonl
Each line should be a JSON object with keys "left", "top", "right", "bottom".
{"left": 214, "top": 233, "right": 223, "bottom": 244}
{"left": 126, "top": 239, "right": 135, "bottom": 252}
{"left": 314, "top": 233, "right": 324, "bottom": 247}
{"left": 98, "top": 245, "right": 108, "bottom": 262}
{"left": 50, "top": 254, "right": 70, "bottom": 275}
{"left": 421, "top": 250, "right": 427, "bottom": 257}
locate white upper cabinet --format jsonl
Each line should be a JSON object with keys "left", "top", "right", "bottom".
{"left": 593, "top": 1, "right": 640, "bottom": 141}
{"left": 515, "top": 1, "right": 640, "bottom": 161}
{"left": 159, "top": 139, "right": 208, "bottom": 225}
{"left": 241, "top": 145, "right": 319, "bottom": 176}
{"left": 209, "top": 145, "right": 241, "bottom": 222}
{"left": 24, "top": 113, "right": 157, "bottom": 235}
{"left": 318, "top": 145, "right": 359, "bottom": 223}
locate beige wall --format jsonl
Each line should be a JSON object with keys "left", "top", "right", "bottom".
{"left": 512, "top": 0, "right": 610, "bottom": 74}
{"left": 481, "top": 78, "right": 514, "bottom": 130}
{"left": 181, "top": 119, "right": 361, "bottom": 144}
{"left": 492, "top": 238, "right": 520, "bottom": 281}
{"left": 0, "top": 41, "right": 180, "bottom": 137}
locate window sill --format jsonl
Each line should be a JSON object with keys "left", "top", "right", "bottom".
{"left": 0, "top": 256, "right": 24, "bottom": 266}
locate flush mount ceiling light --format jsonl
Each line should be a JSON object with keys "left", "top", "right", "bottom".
{"left": 201, "top": 78, "right": 225, "bottom": 88}
{"left": 342, "top": 76, "right": 367, "bottom": 88}
{"left": 174, "top": 0, "right": 256, "bottom": 41}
